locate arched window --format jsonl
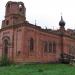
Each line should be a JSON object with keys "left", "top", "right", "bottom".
{"left": 44, "top": 41, "right": 48, "bottom": 52}
{"left": 29, "top": 38, "right": 34, "bottom": 52}
{"left": 53, "top": 42, "right": 56, "bottom": 53}
{"left": 49, "top": 42, "right": 52, "bottom": 52}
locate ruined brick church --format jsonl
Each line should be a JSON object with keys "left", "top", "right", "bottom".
{"left": 0, "top": 1, "right": 75, "bottom": 63}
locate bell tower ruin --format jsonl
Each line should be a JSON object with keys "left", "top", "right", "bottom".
{"left": 2, "top": 1, "right": 26, "bottom": 28}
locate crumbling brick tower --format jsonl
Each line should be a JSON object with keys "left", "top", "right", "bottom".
{"left": 1, "top": 1, "right": 26, "bottom": 63}
{"left": 2, "top": 1, "right": 26, "bottom": 28}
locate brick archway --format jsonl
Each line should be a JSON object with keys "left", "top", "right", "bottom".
{"left": 2, "top": 36, "right": 10, "bottom": 62}
{"left": 3, "top": 39, "right": 9, "bottom": 58}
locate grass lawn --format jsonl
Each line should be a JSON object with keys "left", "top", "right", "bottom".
{"left": 0, "top": 64, "right": 75, "bottom": 75}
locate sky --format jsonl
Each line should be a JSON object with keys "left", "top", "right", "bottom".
{"left": 0, "top": 0, "right": 75, "bottom": 30}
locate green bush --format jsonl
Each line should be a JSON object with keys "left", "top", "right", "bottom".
{"left": 38, "top": 69, "right": 43, "bottom": 72}
{"left": 0, "top": 56, "right": 10, "bottom": 66}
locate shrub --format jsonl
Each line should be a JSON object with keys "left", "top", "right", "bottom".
{"left": 38, "top": 69, "right": 43, "bottom": 72}
{"left": 0, "top": 56, "right": 10, "bottom": 66}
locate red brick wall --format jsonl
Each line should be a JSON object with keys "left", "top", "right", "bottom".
{"left": 0, "top": 1, "right": 75, "bottom": 63}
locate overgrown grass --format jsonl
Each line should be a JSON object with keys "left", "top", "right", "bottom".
{"left": 0, "top": 64, "right": 75, "bottom": 75}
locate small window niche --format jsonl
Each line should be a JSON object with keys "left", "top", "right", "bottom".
{"left": 6, "top": 4, "right": 10, "bottom": 13}
{"left": 7, "top": 4, "right": 10, "bottom": 8}
{"left": 17, "top": 51, "right": 21, "bottom": 56}
{"left": 19, "top": 4, "right": 23, "bottom": 12}
{"left": 6, "top": 20, "right": 9, "bottom": 25}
